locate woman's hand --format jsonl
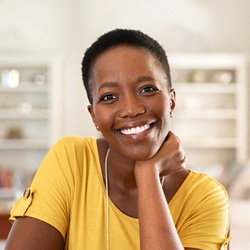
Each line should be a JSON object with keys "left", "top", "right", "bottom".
{"left": 135, "top": 131, "right": 186, "bottom": 177}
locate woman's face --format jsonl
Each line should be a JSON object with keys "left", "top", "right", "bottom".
{"left": 88, "top": 45, "right": 175, "bottom": 161}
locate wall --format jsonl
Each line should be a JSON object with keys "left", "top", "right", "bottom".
{"left": 0, "top": 0, "right": 250, "bottom": 139}
{"left": 74, "top": 0, "right": 250, "bottom": 54}
{"left": 1, "top": 1, "right": 250, "bottom": 248}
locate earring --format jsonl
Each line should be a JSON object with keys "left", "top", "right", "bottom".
{"left": 96, "top": 125, "right": 99, "bottom": 130}
{"left": 170, "top": 111, "right": 175, "bottom": 118}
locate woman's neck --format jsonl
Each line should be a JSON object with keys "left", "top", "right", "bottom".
{"left": 97, "top": 138, "right": 139, "bottom": 217}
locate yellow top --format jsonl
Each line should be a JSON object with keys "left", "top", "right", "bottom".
{"left": 10, "top": 137, "right": 231, "bottom": 249}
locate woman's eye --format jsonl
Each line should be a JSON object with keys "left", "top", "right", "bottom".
{"left": 100, "top": 94, "right": 118, "bottom": 102}
{"left": 140, "top": 86, "right": 159, "bottom": 94}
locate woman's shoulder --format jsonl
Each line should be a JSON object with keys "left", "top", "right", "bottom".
{"left": 51, "top": 136, "right": 97, "bottom": 151}
{"left": 44, "top": 136, "right": 100, "bottom": 164}
{"left": 170, "top": 169, "right": 230, "bottom": 219}
{"left": 185, "top": 169, "right": 229, "bottom": 200}
{"left": 188, "top": 169, "right": 224, "bottom": 186}
{"left": 54, "top": 136, "right": 96, "bottom": 146}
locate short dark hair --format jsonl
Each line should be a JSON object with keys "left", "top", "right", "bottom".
{"left": 81, "top": 28, "right": 172, "bottom": 104}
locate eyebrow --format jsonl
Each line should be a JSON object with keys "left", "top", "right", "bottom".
{"left": 98, "top": 81, "right": 120, "bottom": 92}
{"left": 137, "top": 76, "right": 155, "bottom": 83}
{"left": 98, "top": 76, "right": 156, "bottom": 91}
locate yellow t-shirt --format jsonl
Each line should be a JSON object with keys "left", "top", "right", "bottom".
{"left": 10, "top": 137, "right": 231, "bottom": 249}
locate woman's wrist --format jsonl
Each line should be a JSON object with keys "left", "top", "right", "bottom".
{"left": 134, "top": 162, "right": 160, "bottom": 186}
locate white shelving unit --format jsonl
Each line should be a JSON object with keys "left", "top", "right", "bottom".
{"left": 0, "top": 56, "right": 62, "bottom": 210}
{"left": 168, "top": 53, "right": 248, "bottom": 168}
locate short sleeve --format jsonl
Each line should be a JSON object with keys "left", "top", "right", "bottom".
{"left": 10, "top": 188, "right": 34, "bottom": 219}
{"left": 187, "top": 184, "right": 230, "bottom": 249}
{"left": 221, "top": 237, "right": 232, "bottom": 250}
{"left": 10, "top": 137, "right": 84, "bottom": 238}
{"left": 171, "top": 171, "right": 231, "bottom": 250}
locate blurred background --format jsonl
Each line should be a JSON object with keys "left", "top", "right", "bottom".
{"left": 0, "top": 0, "right": 250, "bottom": 249}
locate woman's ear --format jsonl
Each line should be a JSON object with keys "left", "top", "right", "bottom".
{"left": 88, "top": 105, "right": 100, "bottom": 130}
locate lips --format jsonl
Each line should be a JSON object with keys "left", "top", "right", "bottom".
{"left": 120, "top": 124, "right": 151, "bottom": 135}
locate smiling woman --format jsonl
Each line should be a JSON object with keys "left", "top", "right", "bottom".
{"left": 5, "top": 29, "right": 231, "bottom": 250}
{"left": 87, "top": 44, "right": 173, "bottom": 161}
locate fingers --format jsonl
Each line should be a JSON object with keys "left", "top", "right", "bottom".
{"left": 135, "top": 131, "right": 187, "bottom": 177}
{"left": 166, "top": 131, "right": 181, "bottom": 143}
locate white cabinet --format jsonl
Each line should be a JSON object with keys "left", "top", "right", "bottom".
{"left": 0, "top": 56, "right": 62, "bottom": 210}
{"left": 169, "top": 53, "right": 248, "bottom": 168}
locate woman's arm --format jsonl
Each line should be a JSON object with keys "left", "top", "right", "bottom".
{"left": 134, "top": 132, "right": 199, "bottom": 250}
{"left": 135, "top": 166, "right": 184, "bottom": 249}
{"left": 5, "top": 138, "right": 80, "bottom": 249}
{"left": 5, "top": 217, "right": 64, "bottom": 250}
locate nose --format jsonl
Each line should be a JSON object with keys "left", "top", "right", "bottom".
{"left": 118, "top": 95, "right": 146, "bottom": 118}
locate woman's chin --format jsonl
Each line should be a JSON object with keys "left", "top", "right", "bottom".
{"left": 128, "top": 148, "right": 158, "bottom": 162}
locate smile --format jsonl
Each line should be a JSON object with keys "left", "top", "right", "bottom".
{"left": 120, "top": 124, "right": 151, "bottom": 135}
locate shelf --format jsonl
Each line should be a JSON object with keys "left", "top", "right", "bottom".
{"left": 0, "top": 138, "right": 49, "bottom": 150}
{"left": 174, "top": 83, "right": 237, "bottom": 94}
{"left": 0, "top": 109, "right": 49, "bottom": 120}
{"left": 169, "top": 53, "right": 246, "bottom": 68}
{"left": 174, "top": 109, "right": 237, "bottom": 120}
{"left": 0, "top": 188, "right": 16, "bottom": 214}
{"left": 181, "top": 137, "right": 237, "bottom": 149}
{"left": 0, "top": 188, "right": 15, "bottom": 200}
{"left": 169, "top": 53, "right": 248, "bottom": 166}
{"left": 0, "top": 56, "right": 62, "bottom": 184}
{"left": 0, "top": 82, "right": 49, "bottom": 93}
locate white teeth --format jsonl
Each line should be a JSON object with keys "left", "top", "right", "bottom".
{"left": 121, "top": 124, "right": 150, "bottom": 135}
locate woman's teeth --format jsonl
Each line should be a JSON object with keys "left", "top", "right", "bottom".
{"left": 120, "top": 124, "right": 150, "bottom": 135}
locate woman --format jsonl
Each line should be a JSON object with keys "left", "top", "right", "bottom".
{"left": 5, "top": 29, "right": 231, "bottom": 249}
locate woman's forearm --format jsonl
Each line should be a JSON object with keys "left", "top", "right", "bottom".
{"left": 135, "top": 166, "right": 184, "bottom": 250}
